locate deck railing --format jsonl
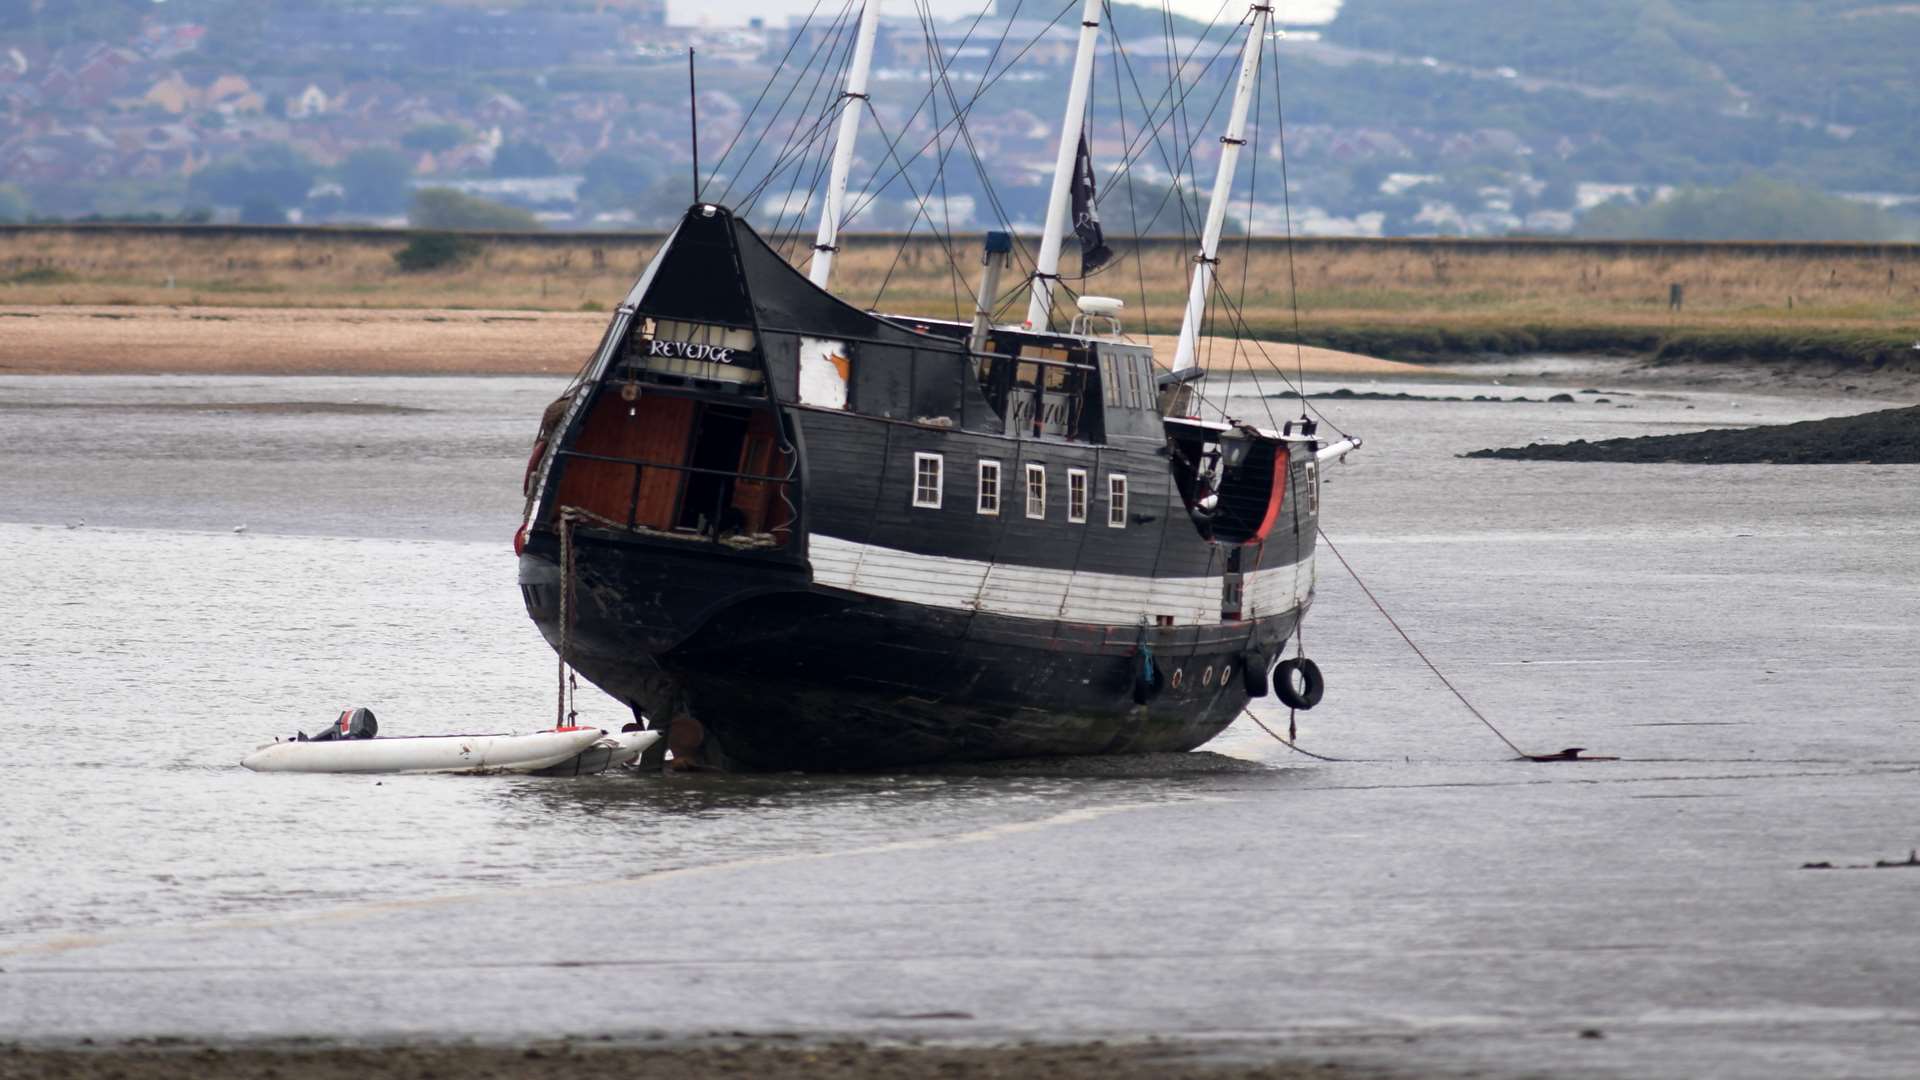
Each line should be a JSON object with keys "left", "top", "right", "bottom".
{"left": 554, "top": 449, "right": 797, "bottom": 545}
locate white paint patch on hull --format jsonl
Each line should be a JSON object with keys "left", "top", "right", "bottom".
{"left": 810, "top": 533, "right": 1313, "bottom": 626}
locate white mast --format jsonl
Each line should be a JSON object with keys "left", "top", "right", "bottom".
{"left": 1172, "top": 3, "right": 1270, "bottom": 372}
{"left": 1023, "top": 0, "right": 1104, "bottom": 331}
{"left": 809, "top": 0, "right": 883, "bottom": 289}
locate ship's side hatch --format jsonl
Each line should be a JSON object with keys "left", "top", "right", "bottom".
{"left": 1165, "top": 418, "right": 1289, "bottom": 544}
{"left": 551, "top": 390, "right": 792, "bottom": 545}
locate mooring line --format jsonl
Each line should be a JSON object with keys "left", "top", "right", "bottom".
{"left": 1240, "top": 707, "right": 1352, "bottom": 762}
{"left": 1317, "top": 528, "right": 1609, "bottom": 763}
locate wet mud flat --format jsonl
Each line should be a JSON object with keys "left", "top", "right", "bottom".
{"left": 6, "top": 375, "right": 1919, "bottom": 1080}
{"left": 0, "top": 1039, "right": 1399, "bottom": 1080}
{"left": 1464, "top": 404, "right": 1920, "bottom": 463}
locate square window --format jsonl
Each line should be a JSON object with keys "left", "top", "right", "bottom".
{"left": 977, "top": 459, "right": 1001, "bottom": 515}
{"left": 1025, "top": 463, "right": 1046, "bottom": 519}
{"left": 1067, "top": 468, "right": 1088, "bottom": 523}
{"left": 913, "top": 452, "right": 943, "bottom": 509}
{"left": 1107, "top": 473, "right": 1128, "bottom": 528}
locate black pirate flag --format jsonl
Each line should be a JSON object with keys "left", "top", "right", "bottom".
{"left": 1071, "top": 132, "right": 1113, "bottom": 274}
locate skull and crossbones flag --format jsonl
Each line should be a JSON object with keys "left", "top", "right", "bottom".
{"left": 1071, "top": 133, "right": 1113, "bottom": 274}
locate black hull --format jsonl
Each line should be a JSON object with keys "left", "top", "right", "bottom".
{"left": 520, "top": 534, "right": 1298, "bottom": 771}
{"left": 513, "top": 204, "right": 1340, "bottom": 772}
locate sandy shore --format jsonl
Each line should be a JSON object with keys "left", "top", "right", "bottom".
{"left": 0, "top": 1040, "right": 1401, "bottom": 1080}
{"left": 0, "top": 305, "right": 1424, "bottom": 378}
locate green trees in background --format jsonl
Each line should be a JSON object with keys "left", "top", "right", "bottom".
{"left": 187, "top": 143, "right": 316, "bottom": 209}
{"left": 392, "top": 232, "right": 479, "bottom": 272}
{"left": 408, "top": 187, "right": 540, "bottom": 231}
{"left": 238, "top": 195, "right": 288, "bottom": 225}
{"left": 339, "top": 147, "right": 415, "bottom": 214}
{"left": 578, "top": 150, "right": 667, "bottom": 212}
{"left": 402, "top": 123, "right": 471, "bottom": 154}
{"left": 0, "top": 184, "right": 28, "bottom": 223}
{"left": 492, "top": 140, "right": 559, "bottom": 178}
{"left": 1578, "top": 177, "right": 1913, "bottom": 242}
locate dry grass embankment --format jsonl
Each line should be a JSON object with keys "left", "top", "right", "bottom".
{"left": 5, "top": 224, "right": 1920, "bottom": 373}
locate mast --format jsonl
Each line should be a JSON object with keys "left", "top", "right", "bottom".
{"left": 809, "top": 0, "right": 883, "bottom": 289}
{"left": 1172, "top": 3, "right": 1270, "bottom": 372}
{"left": 1023, "top": 0, "right": 1104, "bottom": 331}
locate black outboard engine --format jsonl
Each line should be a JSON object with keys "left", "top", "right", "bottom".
{"left": 299, "top": 707, "right": 378, "bottom": 742}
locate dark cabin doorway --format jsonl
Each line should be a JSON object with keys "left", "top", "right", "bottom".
{"left": 679, "top": 404, "right": 752, "bottom": 533}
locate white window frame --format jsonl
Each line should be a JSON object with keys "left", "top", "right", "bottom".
{"left": 912, "top": 452, "right": 944, "bottom": 510}
{"left": 1305, "top": 459, "right": 1319, "bottom": 514}
{"left": 976, "top": 459, "right": 1001, "bottom": 516}
{"left": 1107, "top": 473, "right": 1128, "bottom": 528}
{"left": 1024, "top": 463, "right": 1047, "bottom": 520}
{"left": 1067, "top": 467, "right": 1088, "bottom": 523}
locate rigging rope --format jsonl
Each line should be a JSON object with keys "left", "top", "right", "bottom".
{"left": 1265, "top": 22, "right": 1310, "bottom": 415}
{"left": 705, "top": 0, "right": 832, "bottom": 195}
{"left": 720, "top": 0, "right": 860, "bottom": 208}
{"left": 734, "top": 1, "right": 862, "bottom": 220}
{"left": 840, "top": 0, "right": 1064, "bottom": 283}
{"left": 1316, "top": 527, "right": 1576, "bottom": 762}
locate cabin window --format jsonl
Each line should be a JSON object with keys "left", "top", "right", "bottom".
{"left": 977, "top": 459, "right": 1001, "bottom": 515}
{"left": 1067, "top": 468, "right": 1088, "bottom": 523}
{"left": 1107, "top": 473, "right": 1128, "bottom": 528}
{"left": 1305, "top": 459, "right": 1319, "bottom": 514}
{"left": 913, "top": 452, "right": 944, "bottom": 509}
{"left": 1101, "top": 355, "right": 1120, "bottom": 406}
{"left": 1025, "top": 464, "right": 1046, "bottom": 519}
{"left": 1124, "top": 356, "right": 1143, "bottom": 410}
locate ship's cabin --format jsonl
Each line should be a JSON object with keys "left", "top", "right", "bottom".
{"left": 888, "top": 304, "right": 1167, "bottom": 446}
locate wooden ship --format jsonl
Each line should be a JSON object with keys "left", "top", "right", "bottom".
{"left": 514, "top": 0, "right": 1361, "bottom": 769}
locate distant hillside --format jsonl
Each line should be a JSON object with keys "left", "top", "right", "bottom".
{"left": 1323, "top": 0, "right": 1920, "bottom": 192}
{"left": 5, "top": 0, "right": 1919, "bottom": 239}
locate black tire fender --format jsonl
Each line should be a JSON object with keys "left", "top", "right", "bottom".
{"left": 1273, "top": 657, "right": 1325, "bottom": 710}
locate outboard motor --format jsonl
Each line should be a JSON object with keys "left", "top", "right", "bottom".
{"left": 298, "top": 707, "right": 378, "bottom": 742}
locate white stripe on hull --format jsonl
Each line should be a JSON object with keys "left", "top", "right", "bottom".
{"left": 810, "top": 533, "right": 1313, "bottom": 626}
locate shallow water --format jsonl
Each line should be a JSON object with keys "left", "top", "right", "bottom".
{"left": 1, "top": 370, "right": 1916, "bottom": 1079}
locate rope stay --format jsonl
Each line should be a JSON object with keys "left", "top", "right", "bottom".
{"left": 1316, "top": 528, "right": 1610, "bottom": 763}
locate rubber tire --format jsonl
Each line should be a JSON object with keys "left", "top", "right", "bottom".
{"left": 1241, "top": 653, "right": 1271, "bottom": 698}
{"left": 1273, "top": 657, "right": 1325, "bottom": 710}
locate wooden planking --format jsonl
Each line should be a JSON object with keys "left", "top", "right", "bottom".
{"left": 554, "top": 392, "right": 696, "bottom": 528}
{"left": 811, "top": 534, "right": 1309, "bottom": 626}
{"left": 730, "top": 408, "right": 793, "bottom": 538}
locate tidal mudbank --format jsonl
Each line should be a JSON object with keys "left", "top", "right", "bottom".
{"left": 1464, "top": 405, "right": 1920, "bottom": 464}
{"left": 0, "top": 1040, "right": 1396, "bottom": 1080}
{"left": 1270, "top": 387, "right": 1631, "bottom": 404}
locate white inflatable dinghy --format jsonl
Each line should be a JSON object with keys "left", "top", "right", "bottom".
{"left": 242, "top": 725, "right": 621, "bottom": 775}
{"left": 529, "top": 728, "right": 661, "bottom": 776}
